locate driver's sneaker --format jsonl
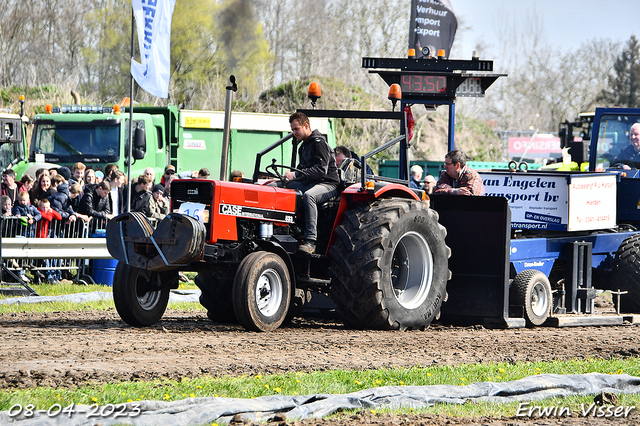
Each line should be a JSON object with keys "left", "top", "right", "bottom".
{"left": 299, "top": 241, "right": 316, "bottom": 254}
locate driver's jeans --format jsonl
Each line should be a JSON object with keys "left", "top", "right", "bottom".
{"left": 285, "top": 181, "right": 338, "bottom": 243}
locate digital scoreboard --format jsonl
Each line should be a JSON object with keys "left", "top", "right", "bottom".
{"left": 363, "top": 57, "right": 504, "bottom": 101}
{"left": 399, "top": 74, "right": 448, "bottom": 96}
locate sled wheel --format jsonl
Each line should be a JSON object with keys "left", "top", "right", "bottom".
{"left": 510, "top": 269, "right": 552, "bottom": 326}
{"left": 113, "top": 262, "right": 170, "bottom": 327}
{"left": 612, "top": 234, "right": 640, "bottom": 313}
{"left": 232, "top": 251, "right": 291, "bottom": 332}
{"left": 195, "top": 270, "right": 237, "bottom": 323}
{"left": 329, "top": 198, "right": 450, "bottom": 330}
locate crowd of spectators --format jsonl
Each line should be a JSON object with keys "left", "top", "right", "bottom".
{"left": 0, "top": 162, "right": 212, "bottom": 283}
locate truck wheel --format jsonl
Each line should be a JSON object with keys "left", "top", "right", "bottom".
{"left": 113, "top": 262, "right": 170, "bottom": 327}
{"left": 329, "top": 198, "right": 450, "bottom": 330}
{"left": 612, "top": 234, "right": 640, "bottom": 313}
{"left": 195, "top": 271, "right": 237, "bottom": 323}
{"left": 232, "top": 251, "right": 291, "bottom": 332}
{"left": 510, "top": 269, "right": 552, "bottom": 326}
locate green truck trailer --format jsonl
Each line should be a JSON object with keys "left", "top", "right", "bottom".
{"left": 12, "top": 105, "right": 334, "bottom": 180}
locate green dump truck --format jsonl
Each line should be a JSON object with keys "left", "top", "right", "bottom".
{"left": 14, "top": 105, "right": 334, "bottom": 180}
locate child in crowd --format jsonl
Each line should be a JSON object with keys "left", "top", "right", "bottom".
{"left": 1, "top": 195, "right": 12, "bottom": 217}
{"left": 12, "top": 191, "right": 41, "bottom": 237}
{"left": 36, "top": 199, "right": 63, "bottom": 284}
{"left": 20, "top": 174, "right": 35, "bottom": 193}
{"left": 36, "top": 199, "right": 62, "bottom": 238}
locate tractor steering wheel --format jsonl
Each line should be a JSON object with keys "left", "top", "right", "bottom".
{"left": 266, "top": 159, "right": 304, "bottom": 185}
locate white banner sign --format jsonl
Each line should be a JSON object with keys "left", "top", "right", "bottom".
{"left": 480, "top": 172, "right": 617, "bottom": 232}
{"left": 567, "top": 175, "right": 617, "bottom": 231}
{"left": 131, "top": 0, "right": 177, "bottom": 98}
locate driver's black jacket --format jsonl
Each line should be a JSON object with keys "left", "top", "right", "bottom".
{"left": 295, "top": 130, "right": 339, "bottom": 185}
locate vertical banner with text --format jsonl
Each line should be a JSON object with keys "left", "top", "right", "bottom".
{"left": 131, "top": 0, "right": 177, "bottom": 98}
{"left": 409, "top": 0, "right": 457, "bottom": 59}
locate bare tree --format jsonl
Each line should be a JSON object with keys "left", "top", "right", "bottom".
{"left": 0, "top": 0, "right": 40, "bottom": 86}
{"left": 254, "top": 0, "right": 408, "bottom": 89}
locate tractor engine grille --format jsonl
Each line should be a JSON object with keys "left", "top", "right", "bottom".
{"left": 171, "top": 180, "right": 214, "bottom": 203}
{"left": 170, "top": 180, "right": 214, "bottom": 241}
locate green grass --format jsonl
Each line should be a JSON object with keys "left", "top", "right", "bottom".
{"left": 0, "top": 281, "right": 204, "bottom": 313}
{"left": 1, "top": 359, "right": 639, "bottom": 419}
{"left": 2, "top": 279, "right": 639, "bottom": 422}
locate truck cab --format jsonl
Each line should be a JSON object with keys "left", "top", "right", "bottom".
{"left": 561, "top": 108, "right": 640, "bottom": 226}
{"left": 0, "top": 112, "right": 28, "bottom": 172}
{"left": 21, "top": 104, "right": 162, "bottom": 179}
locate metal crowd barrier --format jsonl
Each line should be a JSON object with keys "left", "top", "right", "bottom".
{"left": 0, "top": 216, "right": 157, "bottom": 291}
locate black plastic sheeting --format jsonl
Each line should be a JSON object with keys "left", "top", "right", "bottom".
{"left": 1, "top": 373, "right": 640, "bottom": 425}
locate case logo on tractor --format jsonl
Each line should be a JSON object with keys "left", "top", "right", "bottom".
{"left": 219, "top": 204, "right": 295, "bottom": 223}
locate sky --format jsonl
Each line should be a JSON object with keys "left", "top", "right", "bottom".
{"left": 449, "top": 0, "right": 639, "bottom": 60}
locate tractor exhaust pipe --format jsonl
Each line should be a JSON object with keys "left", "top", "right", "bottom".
{"left": 220, "top": 75, "right": 238, "bottom": 181}
{"left": 71, "top": 89, "right": 81, "bottom": 104}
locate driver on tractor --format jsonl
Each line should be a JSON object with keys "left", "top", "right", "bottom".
{"left": 612, "top": 122, "right": 640, "bottom": 169}
{"left": 285, "top": 112, "right": 340, "bottom": 254}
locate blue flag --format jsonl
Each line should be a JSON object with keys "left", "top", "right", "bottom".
{"left": 409, "top": 0, "right": 457, "bottom": 59}
{"left": 131, "top": 0, "right": 177, "bottom": 98}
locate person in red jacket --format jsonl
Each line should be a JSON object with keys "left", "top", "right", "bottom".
{"left": 37, "top": 199, "right": 63, "bottom": 284}
{"left": 36, "top": 199, "right": 62, "bottom": 238}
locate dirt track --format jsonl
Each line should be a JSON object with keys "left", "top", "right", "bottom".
{"left": 1, "top": 304, "right": 640, "bottom": 425}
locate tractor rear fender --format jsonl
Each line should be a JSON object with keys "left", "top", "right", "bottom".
{"left": 255, "top": 239, "right": 297, "bottom": 290}
{"left": 327, "top": 183, "right": 426, "bottom": 253}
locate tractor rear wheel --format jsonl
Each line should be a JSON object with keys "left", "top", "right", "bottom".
{"left": 510, "top": 269, "right": 552, "bottom": 326}
{"left": 329, "top": 198, "right": 450, "bottom": 330}
{"left": 195, "top": 271, "right": 237, "bottom": 323}
{"left": 611, "top": 234, "right": 640, "bottom": 313}
{"left": 232, "top": 251, "right": 291, "bottom": 332}
{"left": 113, "top": 262, "right": 170, "bottom": 327}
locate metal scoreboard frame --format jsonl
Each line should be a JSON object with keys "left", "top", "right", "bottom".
{"left": 362, "top": 55, "right": 505, "bottom": 180}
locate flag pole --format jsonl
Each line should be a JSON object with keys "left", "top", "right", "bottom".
{"left": 126, "top": 7, "right": 135, "bottom": 213}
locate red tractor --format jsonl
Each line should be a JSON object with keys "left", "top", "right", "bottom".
{"left": 106, "top": 86, "right": 450, "bottom": 332}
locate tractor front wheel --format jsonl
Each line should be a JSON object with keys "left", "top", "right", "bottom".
{"left": 232, "top": 251, "right": 291, "bottom": 332}
{"left": 113, "top": 262, "right": 170, "bottom": 327}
